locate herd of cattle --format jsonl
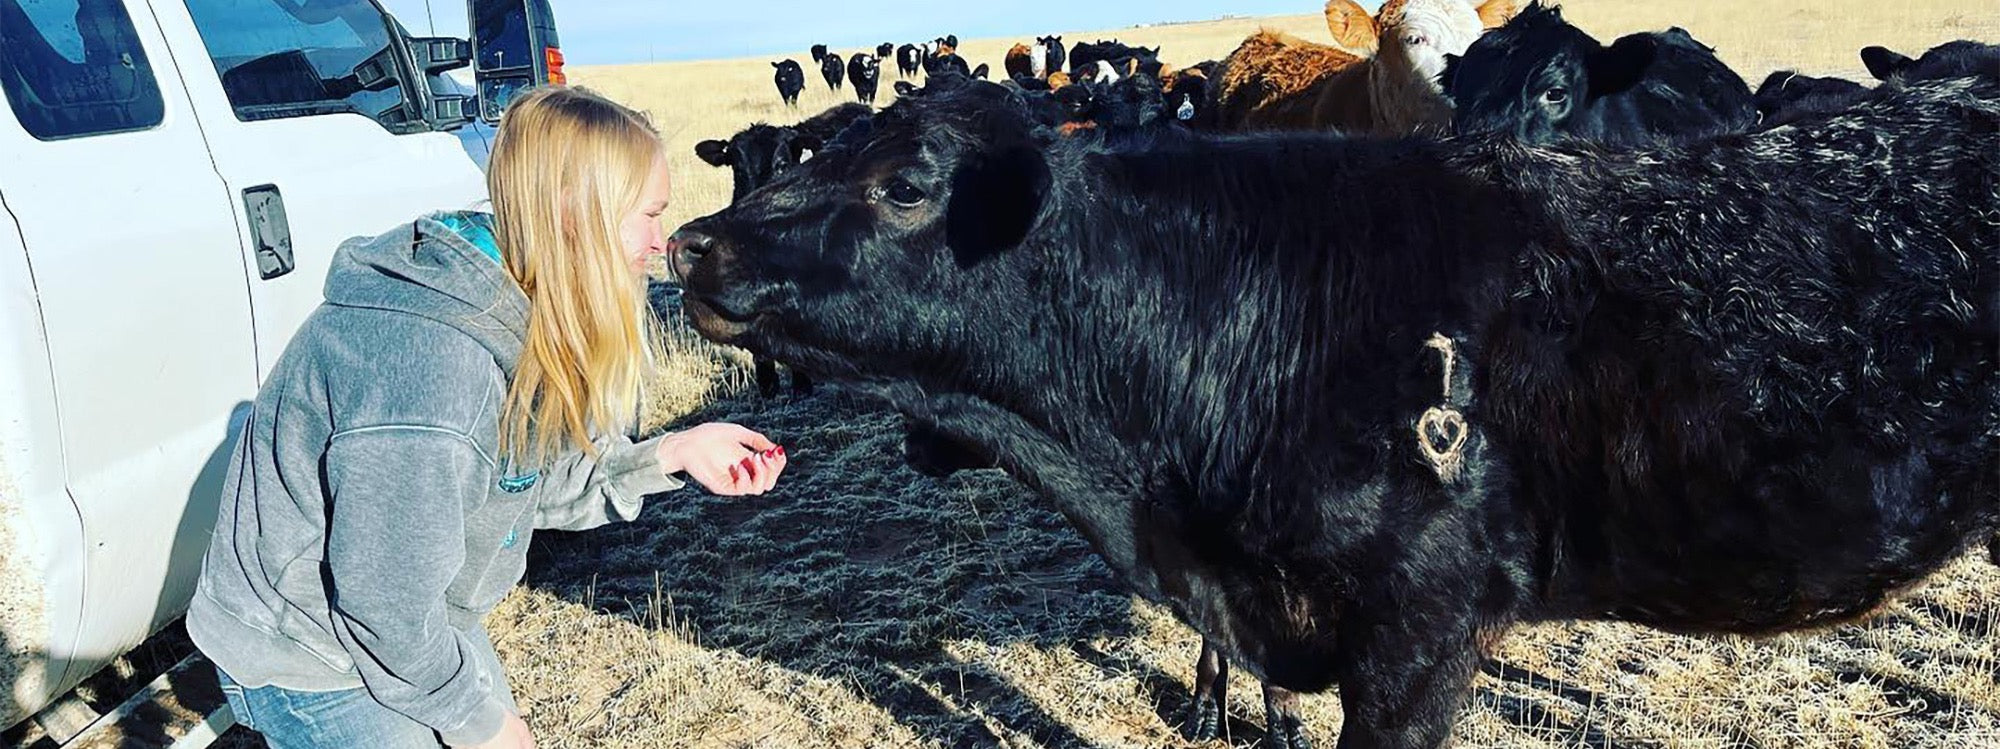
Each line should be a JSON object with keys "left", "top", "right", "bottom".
{"left": 680, "top": 2, "right": 2000, "bottom": 748}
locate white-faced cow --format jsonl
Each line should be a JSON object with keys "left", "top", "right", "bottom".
{"left": 849, "top": 53, "right": 881, "bottom": 105}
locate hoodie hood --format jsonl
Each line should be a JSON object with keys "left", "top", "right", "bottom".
{"left": 324, "top": 212, "right": 529, "bottom": 377}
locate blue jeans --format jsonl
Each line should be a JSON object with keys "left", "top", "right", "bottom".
{"left": 217, "top": 669, "right": 444, "bottom": 748}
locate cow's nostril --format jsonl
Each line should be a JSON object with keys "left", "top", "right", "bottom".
{"left": 670, "top": 230, "right": 716, "bottom": 258}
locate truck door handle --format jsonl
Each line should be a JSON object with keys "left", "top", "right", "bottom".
{"left": 244, "top": 185, "right": 294, "bottom": 280}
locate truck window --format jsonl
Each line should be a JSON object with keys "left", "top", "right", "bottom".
{"left": 0, "top": 0, "right": 166, "bottom": 140}
{"left": 182, "top": 0, "right": 421, "bottom": 132}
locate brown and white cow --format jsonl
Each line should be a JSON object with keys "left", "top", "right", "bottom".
{"left": 1310, "top": 0, "right": 1517, "bottom": 134}
{"left": 1211, "top": 0, "right": 1514, "bottom": 134}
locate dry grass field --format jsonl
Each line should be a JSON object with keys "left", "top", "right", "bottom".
{"left": 211, "top": 2, "right": 2000, "bottom": 748}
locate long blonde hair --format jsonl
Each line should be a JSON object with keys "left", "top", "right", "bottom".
{"left": 487, "top": 86, "right": 666, "bottom": 467}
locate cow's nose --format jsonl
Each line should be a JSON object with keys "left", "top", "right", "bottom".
{"left": 669, "top": 229, "right": 715, "bottom": 259}
{"left": 667, "top": 229, "right": 716, "bottom": 281}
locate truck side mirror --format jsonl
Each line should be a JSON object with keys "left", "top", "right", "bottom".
{"left": 472, "top": 0, "right": 562, "bottom": 124}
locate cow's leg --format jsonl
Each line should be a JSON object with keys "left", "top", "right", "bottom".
{"left": 789, "top": 367, "right": 814, "bottom": 397}
{"left": 754, "top": 357, "right": 780, "bottom": 398}
{"left": 1989, "top": 535, "right": 1998, "bottom": 568}
{"left": 1182, "top": 638, "right": 1228, "bottom": 742}
{"left": 1332, "top": 618, "right": 1481, "bottom": 749}
{"left": 1263, "top": 683, "right": 1312, "bottom": 749}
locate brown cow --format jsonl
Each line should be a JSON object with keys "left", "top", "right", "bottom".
{"left": 1211, "top": 29, "right": 1367, "bottom": 130}
{"left": 1310, "top": 0, "right": 1517, "bottom": 134}
{"left": 1005, "top": 42, "right": 1035, "bottom": 81}
{"left": 1210, "top": 0, "right": 1388, "bottom": 131}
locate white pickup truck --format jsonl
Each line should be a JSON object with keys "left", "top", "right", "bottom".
{"left": 0, "top": 0, "right": 562, "bottom": 742}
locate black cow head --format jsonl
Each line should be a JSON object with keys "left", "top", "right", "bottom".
{"left": 1442, "top": 1, "right": 1656, "bottom": 142}
{"left": 695, "top": 124, "right": 821, "bottom": 202}
{"left": 671, "top": 82, "right": 1052, "bottom": 381}
{"left": 1862, "top": 40, "right": 2000, "bottom": 83}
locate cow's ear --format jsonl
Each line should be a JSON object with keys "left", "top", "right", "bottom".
{"left": 1476, "top": 0, "right": 1519, "bottom": 28}
{"left": 945, "top": 143, "right": 1049, "bottom": 268}
{"left": 772, "top": 61, "right": 782, "bottom": 68}
{"left": 1587, "top": 34, "right": 1657, "bottom": 98}
{"left": 1860, "top": 46, "right": 1912, "bottom": 81}
{"left": 695, "top": 140, "right": 733, "bottom": 167}
{"left": 1324, "top": 0, "right": 1380, "bottom": 56}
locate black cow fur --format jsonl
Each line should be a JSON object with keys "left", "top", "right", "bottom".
{"left": 673, "top": 79, "right": 2000, "bottom": 748}
{"left": 1444, "top": 2, "right": 1757, "bottom": 145}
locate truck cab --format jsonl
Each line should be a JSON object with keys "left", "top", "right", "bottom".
{"left": 0, "top": 0, "right": 559, "bottom": 738}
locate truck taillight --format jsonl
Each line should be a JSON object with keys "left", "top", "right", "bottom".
{"left": 546, "top": 47, "right": 566, "bottom": 85}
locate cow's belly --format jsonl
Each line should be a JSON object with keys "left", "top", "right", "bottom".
{"left": 1539, "top": 444, "right": 1993, "bottom": 634}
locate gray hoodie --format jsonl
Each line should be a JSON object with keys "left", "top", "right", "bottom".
{"left": 188, "top": 213, "right": 684, "bottom": 745}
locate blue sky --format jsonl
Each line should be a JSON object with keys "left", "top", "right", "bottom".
{"left": 548, "top": 0, "right": 1347, "bottom": 65}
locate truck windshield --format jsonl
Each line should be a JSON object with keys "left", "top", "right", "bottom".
{"left": 183, "top": 0, "right": 419, "bottom": 131}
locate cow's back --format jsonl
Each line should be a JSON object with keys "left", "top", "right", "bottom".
{"left": 1481, "top": 78, "right": 2000, "bottom": 631}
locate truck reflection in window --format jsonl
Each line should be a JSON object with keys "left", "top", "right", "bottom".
{"left": 183, "top": 0, "right": 422, "bottom": 132}
{"left": 0, "top": 0, "right": 165, "bottom": 140}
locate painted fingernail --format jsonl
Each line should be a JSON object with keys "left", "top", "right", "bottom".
{"left": 728, "top": 465, "right": 739, "bottom": 481}
{"left": 776, "top": 446, "right": 786, "bottom": 457}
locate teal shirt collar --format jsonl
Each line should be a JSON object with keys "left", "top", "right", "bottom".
{"left": 430, "top": 210, "right": 502, "bottom": 264}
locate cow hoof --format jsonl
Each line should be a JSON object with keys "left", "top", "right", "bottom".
{"left": 1266, "top": 717, "right": 1312, "bottom": 749}
{"left": 1182, "top": 693, "right": 1223, "bottom": 742}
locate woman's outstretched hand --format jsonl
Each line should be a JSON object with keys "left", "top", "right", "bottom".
{"left": 655, "top": 422, "right": 786, "bottom": 495}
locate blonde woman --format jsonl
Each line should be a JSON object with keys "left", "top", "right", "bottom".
{"left": 188, "top": 87, "right": 784, "bottom": 749}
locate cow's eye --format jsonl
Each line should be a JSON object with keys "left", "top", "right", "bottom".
{"left": 1403, "top": 34, "right": 1427, "bottom": 47}
{"left": 1541, "top": 87, "right": 1569, "bottom": 106}
{"left": 885, "top": 180, "right": 926, "bottom": 207}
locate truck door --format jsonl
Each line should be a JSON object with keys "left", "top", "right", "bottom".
{"left": 155, "top": 0, "right": 489, "bottom": 379}
{"left": 0, "top": 0, "right": 259, "bottom": 698}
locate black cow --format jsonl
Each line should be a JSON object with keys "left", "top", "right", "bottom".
{"left": 1755, "top": 41, "right": 2000, "bottom": 128}
{"left": 896, "top": 43, "right": 922, "bottom": 78}
{"left": 1167, "top": 62, "right": 1218, "bottom": 124}
{"left": 849, "top": 53, "right": 881, "bottom": 104}
{"left": 810, "top": 43, "right": 827, "bottom": 64}
{"left": 1028, "top": 73, "right": 1169, "bottom": 134}
{"left": 671, "top": 79, "right": 2000, "bottom": 748}
{"left": 1038, "top": 35, "right": 1067, "bottom": 75}
{"left": 1443, "top": 2, "right": 1757, "bottom": 145}
{"left": 1752, "top": 70, "right": 1866, "bottom": 126}
{"left": 691, "top": 102, "right": 872, "bottom": 397}
{"left": 771, "top": 59, "right": 805, "bottom": 107}
{"left": 877, "top": 42, "right": 895, "bottom": 60}
{"left": 1070, "top": 39, "right": 1162, "bottom": 78}
{"left": 1863, "top": 40, "right": 2000, "bottom": 83}
{"left": 820, "top": 51, "right": 845, "bottom": 91}
{"left": 925, "top": 51, "right": 971, "bottom": 78}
